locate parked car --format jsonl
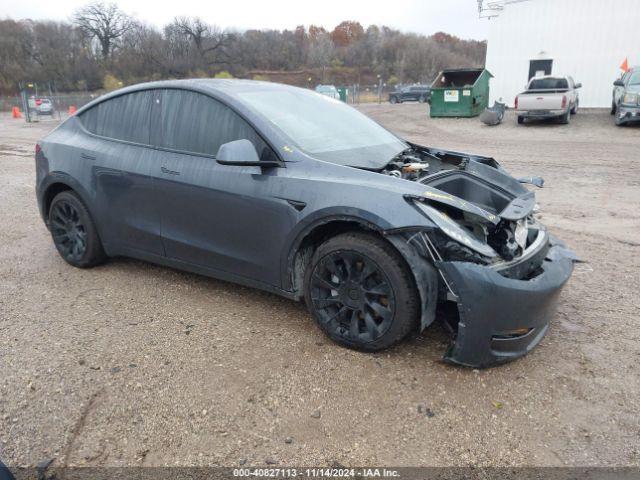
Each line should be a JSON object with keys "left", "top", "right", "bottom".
{"left": 36, "top": 98, "right": 54, "bottom": 115}
{"left": 515, "top": 76, "right": 581, "bottom": 124}
{"left": 388, "top": 85, "right": 430, "bottom": 104}
{"left": 35, "top": 80, "right": 575, "bottom": 368}
{"left": 315, "top": 85, "right": 340, "bottom": 100}
{"left": 611, "top": 67, "right": 640, "bottom": 126}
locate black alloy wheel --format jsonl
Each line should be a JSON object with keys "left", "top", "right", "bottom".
{"left": 310, "top": 250, "right": 395, "bottom": 344}
{"left": 304, "top": 232, "right": 419, "bottom": 351}
{"left": 50, "top": 200, "right": 87, "bottom": 263}
{"left": 48, "top": 191, "right": 106, "bottom": 268}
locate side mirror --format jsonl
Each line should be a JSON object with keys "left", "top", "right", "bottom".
{"left": 574, "top": 82, "right": 582, "bottom": 89}
{"left": 216, "top": 139, "right": 280, "bottom": 167}
{"left": 613, "top": 79, "right": 625, "bottom": 87}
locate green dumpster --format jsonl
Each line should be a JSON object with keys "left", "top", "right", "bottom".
{"left": 337, "top": 87, "right": 348, "bottom": 102}
{"left": 429, "top": 68, "right": 493, "bottom": 118}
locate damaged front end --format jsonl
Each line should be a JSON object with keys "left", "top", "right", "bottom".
{"left": 384, "top": 146, "right": 576, "bottom": 368}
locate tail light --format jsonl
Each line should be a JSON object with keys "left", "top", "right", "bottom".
{"left": 514, "top": 96, "right": 518, "bottom": 109}
{"left": 561, "top": 95, "right": 567, "bottom": 109}
{"left": 35, "top": 143, "right": 41, "bottom": 154}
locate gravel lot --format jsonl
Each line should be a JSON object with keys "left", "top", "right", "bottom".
{"left": 0, "top": 106, "right": 639, "bottom": 469}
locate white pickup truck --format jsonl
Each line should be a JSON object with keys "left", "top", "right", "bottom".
{"left": 515, "top": 76, "right": 581, "bottom": 124}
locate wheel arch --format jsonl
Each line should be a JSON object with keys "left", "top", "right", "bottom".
{"left": 284, "top": 216, "right": 388, "bottom": 299}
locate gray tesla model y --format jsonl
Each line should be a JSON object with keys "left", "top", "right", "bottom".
{"left": 35, "top": 79, "right": 576, "bottom": 367}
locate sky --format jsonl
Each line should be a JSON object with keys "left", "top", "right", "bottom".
{"left": 0, "top": 0, "right": 489, "bottom": 40}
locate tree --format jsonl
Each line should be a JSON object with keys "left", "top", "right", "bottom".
{"left": 171, "top": 17, "right": 233, "bottom": 65}
{"left": 330, "top": 21, "right": 364, "bottom": 48}
{"left": 73, "top": 2, "right": 134, "bottom": 59}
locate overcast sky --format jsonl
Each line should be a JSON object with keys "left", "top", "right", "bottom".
{"left": 0, "top": 0, "right": 488, "bottom": 40}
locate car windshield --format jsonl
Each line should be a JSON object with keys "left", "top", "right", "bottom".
{"left": 628, "top": 71, "right": 640, "bottom": 85}
{"left": 529, "top": 78, "right": 569, "bottom": 89}
{"left": 238, "top": 88, "right": 407, "bottom": 169}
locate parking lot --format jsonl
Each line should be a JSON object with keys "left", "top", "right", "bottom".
{"left": 1, "top": 105, "right": 639, "bottom": 469}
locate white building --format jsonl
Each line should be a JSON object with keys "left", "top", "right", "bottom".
{"left": 481, "top": 0, "right": 640, "bottom": 108}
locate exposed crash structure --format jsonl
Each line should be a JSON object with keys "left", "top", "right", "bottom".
{"left": 35, "top": 79, "right": 575, "bottom": 369}
{"left": 378, "top": 145, "right": 575, "bottom": 366}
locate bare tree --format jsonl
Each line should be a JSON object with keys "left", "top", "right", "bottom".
{"left": 171, "top": 17, "right": 233, "bottom": 65}
{"left": 73, "top": 2, "right": 133, "bottom": 59}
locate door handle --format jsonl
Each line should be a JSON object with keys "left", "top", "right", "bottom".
{"left": 161, "top": 166, "right": 180, "bottom": 176}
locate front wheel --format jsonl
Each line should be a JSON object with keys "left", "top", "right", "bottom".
{"left": 48, "top": 191, "right": 106, "bottom": 268}
{"left": 304, "top": 232, "right": 419, "bottom": 351}
{"left": 390, "top": 96, "right": 398, "bottom": 104}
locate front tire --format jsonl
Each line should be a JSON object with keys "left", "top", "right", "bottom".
{"left": 390, "top": 96, "right": 398, "bottom": 104}
{"left": 48, "top": 191, "right": 106, "bottom": 268}
{"left": 304, "top": 232, "right": 419, "bottom": 351}
{"left": 418, "top": 95, "right": 426, "bottom": 103}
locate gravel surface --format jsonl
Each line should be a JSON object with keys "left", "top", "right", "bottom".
{"left": 0, "top": 106, "right": 639, "bottom": 468}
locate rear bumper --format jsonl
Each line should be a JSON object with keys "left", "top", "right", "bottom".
{"left": 516, "top": 109, "right": 566, "bottom": 119}
{"left": 438, "top": 235, "right": 575, "bottom": 368}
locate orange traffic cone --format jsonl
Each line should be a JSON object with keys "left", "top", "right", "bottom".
{"left": 68, "top": 105, "right": 77, "bottom": 115}
{"left": 11, "top": 106, "right": 22, "bottom": 118}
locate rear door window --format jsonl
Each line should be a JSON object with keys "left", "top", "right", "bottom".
{"left": 79, "top": 91, "right": 153, "bottom": 145}
{"left": 156, "top": 89, "right": 272, "bottom": 159}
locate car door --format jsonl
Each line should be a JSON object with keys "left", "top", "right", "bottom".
{"left": 150, "top": 88, "right": 297, "bottom": 287}
{"left": 78, "top": 90, "right": 164, "bottom": 256}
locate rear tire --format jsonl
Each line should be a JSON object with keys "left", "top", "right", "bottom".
{"left": 304, "top": 232, "right": 419, "bottom": 352}
{"left": 559, "top": 110, "right": 570, "bottom": 124}
{"left": 517, "top": 116, "right": 524, "bottom": 124}
{"left": 48, "top": 191, "right": 106, "bottom": 268}
{"left": 570, "top": 100, "right": 578, "bottom": 115}
{"left": 418, "top": 95, "right": 426, "bottom": 103}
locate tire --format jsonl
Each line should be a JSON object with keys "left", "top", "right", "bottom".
{"left": 611, "top": 101, "right": 617, "bottom": 115}
{"left": 615, "top": 113, "right": 626, "bottom": 126}
{"left": 570, "top": 100, "right": 578, "bottom": 115}
{"left": 48, "top": 190, "right": 106, "bottom": 268}
{"left": 390, "top": 96, "right": 398, "bottom": 104}
{"left": 304, "top": 232, "right": 419, "bottom": 351}
{"left": 559, "top": 110, "right": 570, "bottom": 124}
{"left": 418, "top": 95, "right": 426, "bottom": 103}
{"left": 517, "top": 116, "right": 524, "bottom": 124}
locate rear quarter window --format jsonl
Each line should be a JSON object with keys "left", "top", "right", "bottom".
{"left": 79, "top": 91, "right": 153, "bottom": 145}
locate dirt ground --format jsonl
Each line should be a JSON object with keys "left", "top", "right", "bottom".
{"left": 0, "top": 106, "right": 639, "bottom": 469}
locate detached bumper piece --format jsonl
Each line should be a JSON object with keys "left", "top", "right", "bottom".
{"left": 439, "top": 235, "right": 575, "bottom": 368}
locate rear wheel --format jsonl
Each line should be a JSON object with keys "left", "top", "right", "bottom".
{"left": 48, "top": 191, "right": 106, "bottom": 268}
{"left": 304, "top": 232, "right": 419, "bottom": 351}
{"left": 390, "top": 96, "right": 398, "bottom": 104}
{"left": 418, "top": 95, "right": 426, "bottom": 103}
{"left": 517, "top": 116, "right": 524, "bottom": 124}
{"left": 570, "top": 100, "right": 579, "bottom": 115}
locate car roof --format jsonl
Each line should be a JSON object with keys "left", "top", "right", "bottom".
{"left": 75, "top": 79, "right": 311, "bottom": 116}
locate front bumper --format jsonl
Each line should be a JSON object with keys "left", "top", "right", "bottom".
{"left": 617, "top": 105, "right": 640, "bottom": 124}
{"left": 438, "top": 235, "right": 575, "bottom": 368}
